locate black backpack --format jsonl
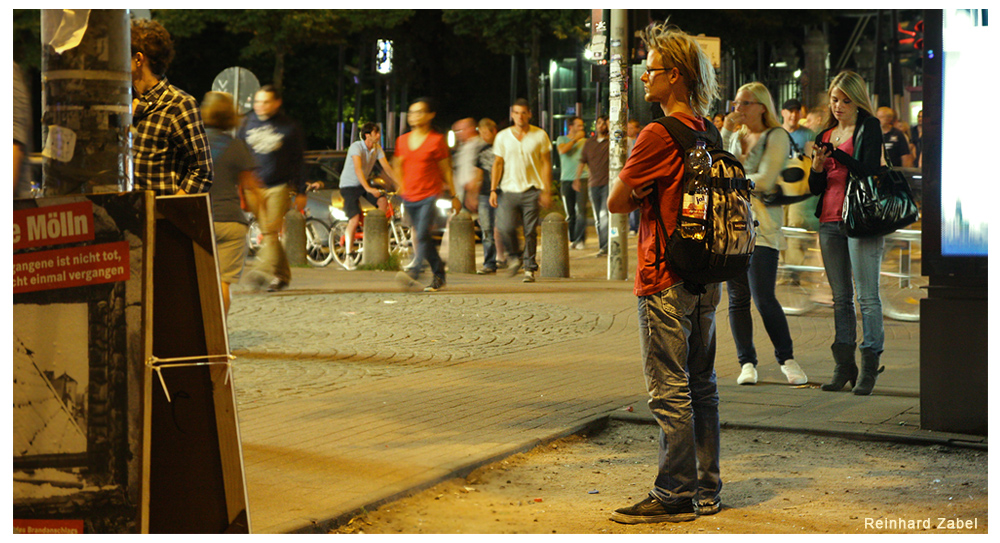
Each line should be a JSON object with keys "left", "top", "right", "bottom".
{"left": 648, "top": 117, "right": 757, "bottom": 291}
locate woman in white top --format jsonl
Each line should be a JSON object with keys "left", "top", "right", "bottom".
{"left": 722, "top": 82, "right": 807, "bottom": 387}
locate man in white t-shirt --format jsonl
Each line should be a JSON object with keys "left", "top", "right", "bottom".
{"left": 489, "top": 98, "right": 553, "bottom": 283}
{"left": 339, "top": 122, "right": 398, "bottom": 256}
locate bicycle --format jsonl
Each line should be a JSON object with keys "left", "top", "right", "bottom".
{"left": 244, "top": 201, "right": 334, "bottom": 267}
{"left": 775, "top": 226, "right": 926, "bottom": 321}
{"left": 329, "top": 190, "right": 412, "bottom": 270}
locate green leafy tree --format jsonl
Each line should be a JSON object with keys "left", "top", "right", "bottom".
{"left": 157, "top": 9, "right": 412, "bottom": 91}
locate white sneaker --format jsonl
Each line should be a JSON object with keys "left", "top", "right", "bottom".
{"left": 736, "top": 363, "right": 757, "bottom": 385}
{"left": 522, "top": 270, "right": 535, "bottom": 283}
{"left": 780, "top": 359, "right": 808, "bottom": 385}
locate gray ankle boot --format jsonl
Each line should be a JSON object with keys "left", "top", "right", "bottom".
{"left": 821, "top": 343, "right": 858, "bottom": 391}
{"left": 852, "top": 348, "right": 884, "bottom": 396}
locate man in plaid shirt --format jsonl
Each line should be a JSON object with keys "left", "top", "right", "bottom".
{"left": 130, "top": 18, "right": 212, "bottom": 195}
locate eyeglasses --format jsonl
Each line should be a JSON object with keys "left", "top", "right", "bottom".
{"left": 731, "top": 100, "right": 763, "bottom": 108}
{"left": 644, "top": 66, "right": 671, "bottom": 77}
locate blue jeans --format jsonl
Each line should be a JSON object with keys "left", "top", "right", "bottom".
{"left": 560, "top": 180, "right": 586, "bottom": 244}
{"left": 638, "top": 282, "right": 722, "bottom": 504}
{"left": 727, "top": 246, "right": 794, "bottom": 367}
{"left": 477, "top": 194, "right": 497, "bottom": 271}
{"left": 589, "top": 184, "right": 609, "bottom": 252}
{"left": 818, "top": 222, "right": 885, "bottom": 353}
{"left": 403, "top": 195, "right": 444, "bottom": 279}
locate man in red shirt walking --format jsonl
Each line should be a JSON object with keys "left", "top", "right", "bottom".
{"left": 393, "top": 97, "right": 459, "bottom": 292}
{"left": 607, "top": 22, "right": 724, "bottom": 524}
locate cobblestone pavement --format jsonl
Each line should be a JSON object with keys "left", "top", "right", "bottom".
{"left": 222, "top": 237, "right": 980, "bottom": 534}
{"left": 229, "top": 293, "right": 611, "bottom": 409}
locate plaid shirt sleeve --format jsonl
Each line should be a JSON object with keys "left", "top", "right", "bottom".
{"left": 170, "top": 96, "right": 213, "bottom": 194}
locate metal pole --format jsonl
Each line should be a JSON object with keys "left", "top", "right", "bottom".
{"left": 607, "top": 9, "right": 629, "bottom": 280}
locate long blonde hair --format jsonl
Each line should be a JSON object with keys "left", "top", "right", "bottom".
{"left": 736, "top": 82, "right": 781, "bottom": 137}
{"left": 641, "top": 21, "right": 719, "bottom": 118}
{"left": 823, "top": 71, "right": 876, "bottom": 130}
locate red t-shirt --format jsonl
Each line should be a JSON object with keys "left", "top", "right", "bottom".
{"left": 395, "top": 130, "right": 449, "bottom": 202}
{"left": 819, "top": 131, "right": 855, "bottom": 223}
{"left": 619, "top": 112, "right": 707, "bottom": 297}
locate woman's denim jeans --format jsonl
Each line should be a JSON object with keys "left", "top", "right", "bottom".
{"left": 726, "top": 246, "right": 794, "bottom": 367}
{"left": 638, "top": 282, "right": 722, "bottom": 504}
{"left": 403, "top": 195, "right": 445, "bottom": 279}
{"left": 818, "top": 222, "right": 885, "bottom": 353}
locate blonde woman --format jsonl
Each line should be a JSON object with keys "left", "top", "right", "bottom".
{"left": 808, "top": 71, "right": 886, "bottom": 396}
{"left": 721, "top": 82, "right": 806, "bottom": 387}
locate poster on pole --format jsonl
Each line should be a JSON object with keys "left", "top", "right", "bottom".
{"left": 13, "top": 192, "right": 155, "bottom": 534}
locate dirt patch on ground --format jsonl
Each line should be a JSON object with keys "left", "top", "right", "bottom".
{"left": 332, "top": 420, "right": 987, "bottom": 534}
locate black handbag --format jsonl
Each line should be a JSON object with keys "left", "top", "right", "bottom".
{"left": 841, "top": 125, "right": 919, "bottom": 238}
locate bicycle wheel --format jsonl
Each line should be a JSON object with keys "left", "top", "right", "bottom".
{"left": 389, "top": 222, "right": 413, "bottom": 262}
{"left": 776, "top": 228, "right": 830, "bottom": 315}
{"left": 880, "top": 231, "right": 925, "bottom": 322}
{"left": 304, "top": 218, "right": 333, "bottom": 267}
{"left": 329, "top": 221, "right": 362, "bottom": 270}
{"left": 246, "top": 218, "right": 262, "bottom": 257}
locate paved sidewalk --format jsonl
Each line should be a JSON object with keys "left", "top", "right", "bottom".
{"left": 226, "top": 237, "right": 985, "bottom": 534}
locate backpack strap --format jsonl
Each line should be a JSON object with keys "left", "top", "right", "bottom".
{"left": 655, "top": 115, "right": 722, "bottom": 151}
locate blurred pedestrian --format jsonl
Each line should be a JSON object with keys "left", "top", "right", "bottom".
{"left": 909, "top": 110, "right": 923, "bottom": 167}
{"left": 452, "top": 117, "right": 484, "bottom": 213}
{"left": 14, "top": 62, "right": 32, "bottom": 198}
{"left": 723, "top": 83, "right": 806, "bottom": 387}
{"left": 239, "top": 85, "right": 306, "bottom": 292}
{"left": 876, "top": 107, "right": 914, "bottom": 167}
{"left": 809, "top": 71, "right": 886, "bottom": 396}
{"left": 474, "top": 118, "right": 500, "bottom": 274}
{"left": 712, "top": 113, "right": 725, "bottom": 131}
{"left": 201, "top": 91, "right": 259, "bottom": 316}
{"left": 607, "top": 21, "right": 723, "bottom": 524}
{"left": 781, "top": 99, "right": 821, "bottom": 274}
{"left": 393, "top": 97, "right": 458, "bottom": 292}
{"left": 804, "top": 106, "right": 826, "bottom": 134}
{"left": 781, "top": 98, "right": 814, "bottom": 155}
{"left": 576, "top": 115, "right": 610, "bottom": 256}
{"left": 556, "top": 116, "right": 588, "bottom": 249}
{"left": 490, "top": 98, "right": 553, "bottom": 283}
{"left": 340, "top": 122, "right": 398, "bottom": 262}
{"left": 130, "top": 18, "right": 213, "bottom": 196}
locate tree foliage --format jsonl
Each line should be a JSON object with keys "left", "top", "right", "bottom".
{"left": 442, "top": 9, "right": 588, "bottom": 115}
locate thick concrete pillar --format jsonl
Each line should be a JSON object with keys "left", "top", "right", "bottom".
{"left": 41, "top": 9, "right": 132, "bottom": 195}
{"left": 448, "top": 211, "right": 475, "bottom": 274}
{"left": 540, "top": 213, "right": 569, "bottom": 278}
{"left": 361, "top": 208, "right": 389, "bottom": 267}
{"left": 284, "top": 210, "right": 307, "bottom": 267}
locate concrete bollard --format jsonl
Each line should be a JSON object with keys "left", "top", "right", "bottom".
{"left": 361, "top": 208, "right": 389, "bottom": 267}
{"left": 448, "top": 211, "right": 475, "bottom": 273}
{"left": 284, "top": 209, "right": 307, "bottom": 266}
{"left": 541, "top": 212, "right": 569, "bottom": 278}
